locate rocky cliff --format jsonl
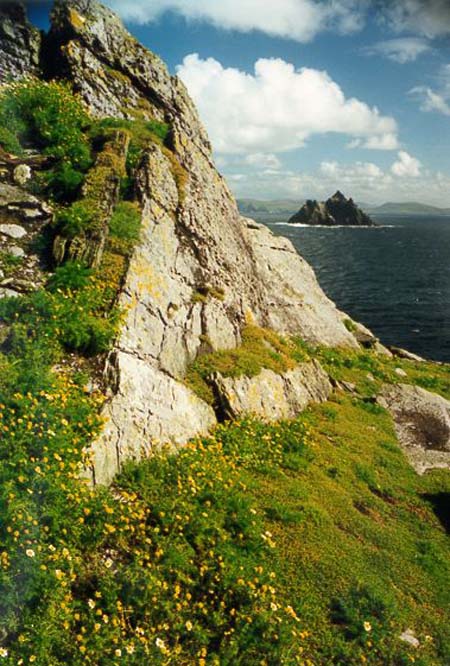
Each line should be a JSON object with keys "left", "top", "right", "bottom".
{"left": 1, "top": 0, "right": 370, "bottom": 484}
{"left": 289, "top": 190, "right": 375, "bottom": 226}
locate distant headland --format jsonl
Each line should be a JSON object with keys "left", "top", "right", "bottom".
{"left": 238, "top": 198, "right": 450, "bottom": 218}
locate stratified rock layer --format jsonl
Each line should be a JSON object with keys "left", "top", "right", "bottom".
{"left": 289, "top": 191, "right": 375, "bottom": 226}
{"left": 378, "top": 383, "right": 450, "bottom": 474}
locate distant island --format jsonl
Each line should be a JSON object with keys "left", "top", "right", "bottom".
{"left": 288, "top": 191, "right": 375, "bottom": 227}
{"left": 238, "top": 198, "right": 450, "bottom": 218}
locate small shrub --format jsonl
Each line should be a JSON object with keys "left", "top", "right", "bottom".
{"left": 0, "top": 79, "right": 91, "bottom": 167}
{"left": 43, "top": 162, "right": 86, "bottom": 201}
{"left": 0, "top": 251, "right": 23, "bottom": 276}
{"left": 330, "top": 585, "right": 403, "bottom": 659}
{"left": 47, "top": 262, "right": 93, "bottom": 292}
{"left": 344, "top": 318, "right": 358, "bottom": 333}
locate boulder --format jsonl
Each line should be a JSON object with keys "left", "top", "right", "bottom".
{"left": 0, "top": 223, "right": 27, "bottom": 239}
{"left": 377, "top": 384, "right": 450, "bottom": 473}
{"left": 91, "top": 351, "right": 216, "bottom": 485}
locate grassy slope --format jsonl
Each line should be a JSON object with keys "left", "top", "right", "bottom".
{"left": 1, "top": 81, "right": 449, "bottom": 665}
{"left": 249, "top": 395, "right": 450, "bottom": 664}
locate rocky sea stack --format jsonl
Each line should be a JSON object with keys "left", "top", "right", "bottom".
{"left": 289, "top": 190, "right": 376, "bottom": 226}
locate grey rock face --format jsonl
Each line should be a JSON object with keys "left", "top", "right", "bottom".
{"left": 44, "top": 0, "right": 364, "bottom": 483}
{"left": 0, "top": 3, "right": 41, "bottom": 81}
{"left": 91, "top": 351, "right": 217, "bottom": 486}
{"left": 378, "top": 383, "right": 450, "bottom": 473}
{"left": 211, "top": 361, "right": 332, "bottom": 421}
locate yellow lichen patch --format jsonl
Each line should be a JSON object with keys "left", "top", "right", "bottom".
{"left": 69, "top": 8, "right": 86, "bottom": 30}
{"left": 128, "top": 255, "right": 166, "bottom": 302}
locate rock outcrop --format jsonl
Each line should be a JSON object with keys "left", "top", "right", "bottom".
{"left": 289, "top": 191, "right": 375, "bottom": 227}
{"left": 0, "top": 3, "right": 41, "bottom": 82}
{"left": 2, "top": 0, "right": 366, "bottom": 484}
{"left": 377, "top": 384, "right": 450, "bottom": 474}
{"left": 0, "top": 182, "right": 52, "bottom": 297}
{"left": 211, "top": 361, "right": 332, "bottom": 422}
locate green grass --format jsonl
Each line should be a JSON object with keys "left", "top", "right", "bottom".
{"left": 107, "top": 201, "right": 142, "bottom": 256}
{"left": 250, "top": 396, "right": 450, "bottom": 665}
{"left": 319, "top": 344, "right": 450, "bottom": 400}
{"left": 1, "top": 396, "right": 448, "bottom": 664}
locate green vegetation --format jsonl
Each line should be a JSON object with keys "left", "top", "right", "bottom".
{"left": 310, "top": 343, "right": 450, "bottom": 401}
{"left": 0, "top": 79, "right": 92, "bottom": 199}
{"left": 55, "top": 200, "right": 96, "bottom": 239}
{"left": 0, "top": 126, "right": 23, "bottom": 156}
{"left": 185, "top": 325, "right": 309, "bottom": 404}
{"left": 0, "top": 251, "right": 23, "bottom": 277}
{"left": 0, "top": 267, "right": 120, "bottom": 356}
{"left": 107, "top": 201, "right": 142, "bottom": 256}
{"left": 343, "top": 318, "right": 358, "bottom": 333}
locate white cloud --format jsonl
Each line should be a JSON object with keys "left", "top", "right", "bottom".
{"left": 320, "top": 160, "right": 384, "bottom": 180}
{"left": 362, "top": 37, "right": 431, "bottom": 64}
{"left": 348, "top": 133, "right": 399, "bottom": 150}
{"left": 244, "top": 153, "right": 282, "bottom": 169}
{"left": 379, "top": 0, "right": 450, "bottom": 39}
{"left": 391, "top": 151, "right": 421, "bottom": 177}
{"left": 107, "top": 0, "right": 368, "bottom": 41}
{"left": 411, "top": 87, "right": 450, "bottom": 115}
{"left": 226, "top": 158, "right": 450, "bottom": 206}
{"left": 411, "top": 63, "right": 450, "bottom": 116}
{"left": 177, "top": 54, "right": 398, "bottom": 154}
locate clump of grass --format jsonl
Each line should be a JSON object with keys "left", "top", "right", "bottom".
{"left": 107, "top": 201, "right": 141, "bottom": 256}
{"left": 343, "top": 317, "right": 358, "bottom": 333}
{"left": 191, "top": 284, "right": 226, "bottom": 303}
{"left": 0, "top": 126, "right": 23, "bottom": 155}
{"left": 0, "top": 251, "right": 23, "bottom": 277}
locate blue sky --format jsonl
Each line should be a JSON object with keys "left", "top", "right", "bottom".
{"left": 29, "top": 1, "right": 450, "bottom": 205}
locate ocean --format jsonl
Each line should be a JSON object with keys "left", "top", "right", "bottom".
{"left": 262, "top": 215, "right": 450, "bottom": 363}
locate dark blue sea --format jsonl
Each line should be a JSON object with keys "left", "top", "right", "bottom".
{"left": 263, "top": 216, "right": 450, "bottom": 363}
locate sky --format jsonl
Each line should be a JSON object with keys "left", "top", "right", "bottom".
{"left": 28, "top": 0, "right": 450, "bottom": 206}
